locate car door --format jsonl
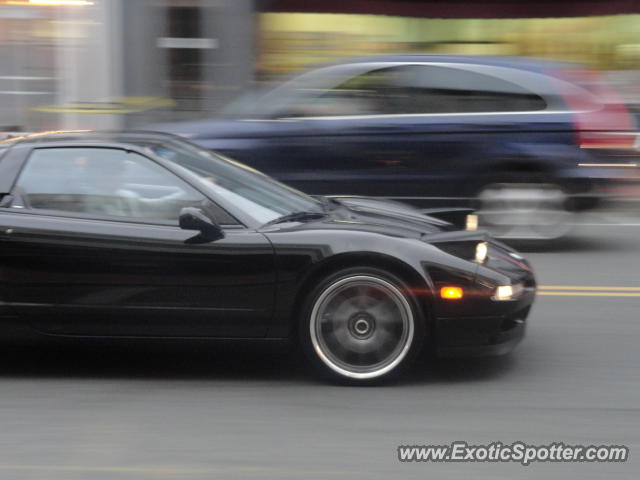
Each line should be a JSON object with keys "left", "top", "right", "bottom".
{"left": 0, "top": 146, "right": 276, "bottom": 337}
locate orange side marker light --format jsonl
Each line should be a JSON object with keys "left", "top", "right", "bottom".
{"left": 440, "top": 286, "right": 463, "bottom": 300}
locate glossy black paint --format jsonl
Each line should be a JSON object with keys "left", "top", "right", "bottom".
{"left": 0, "top": 132, "right": 535, "bottom": 357}
{"left": 0, "top": 211, "right": 276, "bottom": 337}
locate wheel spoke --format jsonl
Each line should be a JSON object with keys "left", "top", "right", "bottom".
{"left": 368, "top": 298, "right": 397, "bottom": 327}
{"left": 329, "top": 300, "right": 359, "bottom": 323}
{"left": 331, "top": 321, "right": 352, "bottom": 349}
{"left": 371, "top": 332, "right": 397, "bottom": 362}
{"left": 348, "top": 290, "right": 368, "bottom": 310}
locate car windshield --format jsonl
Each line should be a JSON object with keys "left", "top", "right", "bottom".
{"left": 144, "top": 139, "right": 324, "bottom": 225}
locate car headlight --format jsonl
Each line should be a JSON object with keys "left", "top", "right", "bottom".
{"left": 492, "top": 283, "right": 524, "bottom": 301}
{"left": 475, "top": 241, "right": 488, "bottom": 263}
{"left": 433, "top": 240, "right": 490, "bottom": 264}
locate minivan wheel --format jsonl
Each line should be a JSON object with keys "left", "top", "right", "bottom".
{"left": 300, "top": 268, "right": 424, "bottom": 384}
{"left": 476, "top": 181, "right": 572, "bottom": 240}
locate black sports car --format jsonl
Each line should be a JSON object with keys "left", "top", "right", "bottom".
{"left": 0, "top": 131, "right": 535, "bottom": 383}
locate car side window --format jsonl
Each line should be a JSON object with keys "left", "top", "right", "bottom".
{"left": 13, "top": 147, "right": 212, "bottom": 223}
{"left": 280, "top": 67, "right": 404, "bottom": 117}
{"left": 394, "top": 65, "right": 547, "bottom": 114}
{"left": 281, "top": 65, "right": 547, "bottom": 117}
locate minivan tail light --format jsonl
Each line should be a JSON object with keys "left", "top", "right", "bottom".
{"left": 551, "top": 69, "right": 636, "bottom": 150}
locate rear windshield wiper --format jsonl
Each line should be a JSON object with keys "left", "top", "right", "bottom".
{"left": 263, "top": 211, "right": 326, "bottom": 227}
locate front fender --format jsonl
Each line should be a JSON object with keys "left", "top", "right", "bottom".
{"left": 264, "top": 229, "right": 479, "bottom": 338}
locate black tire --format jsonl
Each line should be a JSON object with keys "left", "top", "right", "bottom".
{"left": 299, "top": 267, "right": 426, "bottom": 385}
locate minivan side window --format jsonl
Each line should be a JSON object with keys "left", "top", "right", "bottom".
{"left": 280, "top": 65, "right": 546, "bottom": 117}
{"left": 13, "top": 147, "right": 208, "bottom": 222}
{"left": 394, "top": 65, "right": 547, "bottom": 114}
{"left": 280, "top": 67, "right": 406, "bottom": 117}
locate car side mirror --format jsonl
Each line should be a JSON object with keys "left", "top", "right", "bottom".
{"left": 179, "top": 207, "right": 225, "bottom": 244}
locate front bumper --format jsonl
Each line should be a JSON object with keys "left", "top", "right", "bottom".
{"left": 429, "top": 241, "right": 536, "bottom": 357}
{"left": 435, "top": 304, "right": 530, "bottom": 357}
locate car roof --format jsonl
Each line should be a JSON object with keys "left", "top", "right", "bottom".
{"left": 0, "top": 130, "right": 182, "bottom": 150}
{"left": 329, "top": 53, "right": 579, "bottom": 73}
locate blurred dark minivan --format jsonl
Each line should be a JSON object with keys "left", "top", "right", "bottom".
{"left": 158, "top": 55, "right": 639, "bottom": 239}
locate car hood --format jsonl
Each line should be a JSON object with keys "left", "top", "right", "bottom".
{"left": 333, "top": 197, "right": 453, "bottom": 232}
{"left": 263, "top": 196, "right": 475, "bottom": 240}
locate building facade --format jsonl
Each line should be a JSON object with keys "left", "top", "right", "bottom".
{"left": 0, "top": 0, "right": 256, "bottom": 131}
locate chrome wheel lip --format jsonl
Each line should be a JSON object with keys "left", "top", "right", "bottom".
{"left": 309, "top": 275, "right": 415, "bottom": 380}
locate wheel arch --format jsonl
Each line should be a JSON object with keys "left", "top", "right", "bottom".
{"left": 289, "top": 252, "right": 435, "bottom": 339}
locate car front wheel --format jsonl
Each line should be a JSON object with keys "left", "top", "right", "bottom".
{"left": 300, "top": 268, "right": 424, "bottom": 384}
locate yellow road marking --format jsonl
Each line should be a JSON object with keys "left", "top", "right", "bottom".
{"left": 538, "top": 291, "right": 640, "bottom": 297}
{"left": 540, "top": 285, "right": 640, "bottom": 291}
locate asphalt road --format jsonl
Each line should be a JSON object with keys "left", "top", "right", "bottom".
{"left": 0, "top": 213, "right": 638, "bottom": 479}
